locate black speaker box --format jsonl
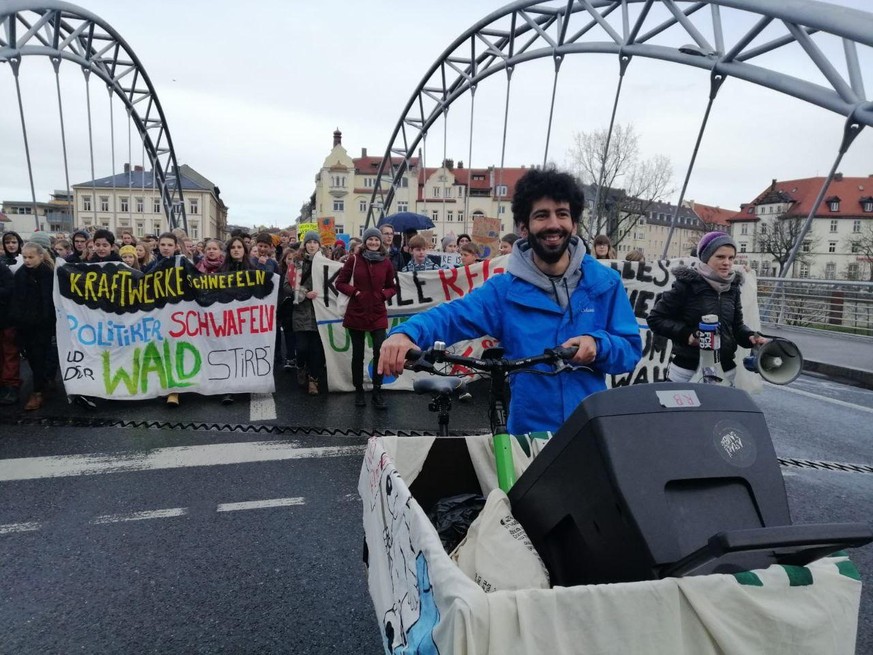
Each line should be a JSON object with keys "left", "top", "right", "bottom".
{"left": 509, "top": 383, "right": 871, "bottom": 586}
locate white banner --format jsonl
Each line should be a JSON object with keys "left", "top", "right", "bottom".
{"left": 312, "top": 254, "right": 762, "bottom": 393}
{"left": 54, "top": 258, "right": 279, "bottom": 399}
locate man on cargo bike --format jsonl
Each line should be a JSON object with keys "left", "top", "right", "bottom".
{"left": 379, "top": 168, "right": 643, "bottom": 435}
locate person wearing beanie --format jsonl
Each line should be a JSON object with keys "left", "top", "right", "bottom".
{"left": 119, "top": 244, "right": 139, "bottom": 269}
{"left": 648, "top": 231, "right": 768, "bottom": 384}
{"left": 292, "top": 230, "right": 326, "bottom": 395}
{"left": 335, "top": 226, "right": 398, "bottom": 408}
{"left": 441, "top": 234, "right": 458, "bottom": 253}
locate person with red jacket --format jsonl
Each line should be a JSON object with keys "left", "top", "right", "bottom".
{"left": 335, "top": 227, "right": 398, "bottom": 409}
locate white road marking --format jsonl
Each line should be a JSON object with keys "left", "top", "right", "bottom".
{"left": 0, "top": 522, "right": 41, "bottom": 534}
{"left": 216, "top": 497, "right": 305, "bottom": 512}
{"left": 249, "top": 393, "right": 277, "bottom": 421}
{"left": 772, "top": 383, "right": 873, "bottom": 414}
{"left": 0, "top": 442, "right": 363, "bottom": 482}
{"left": 92, "top": 508, "right": 188, "bottom": 524}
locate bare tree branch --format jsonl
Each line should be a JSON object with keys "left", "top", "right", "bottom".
{"left": 566, "top": 123, "right": 673, "bottom": 246}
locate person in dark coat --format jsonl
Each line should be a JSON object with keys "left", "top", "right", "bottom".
{"left": 89, "top": 229, "right": 122, "bottom": 262}
{"left": 647, "top": 232, "right": 768, "bottom": 384}
{"left": 10, "top": 243, "right": 56, "bottom": 410}
{"left": 65, "top": 230, "right": 90, "bottom": 264}
{"left": 0, "top": 260, "right": 20, "bottom": 405}
{"left": 335, "top": 227, "right": 398, "bottom": 408}
{"left": 2, "top": 231, "right": 23, "bottom": 267}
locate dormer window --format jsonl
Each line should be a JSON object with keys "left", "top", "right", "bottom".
{"left": 861, "top": 197, "right": 873, "bottom": 212}
{"left": 826, "top": 196, "right": 840, "bottom": 212}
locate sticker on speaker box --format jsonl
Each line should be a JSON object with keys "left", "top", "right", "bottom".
{"left": 712, "top": 420, "right": 756, "bottom": 468}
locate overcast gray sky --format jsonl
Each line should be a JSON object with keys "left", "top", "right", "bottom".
{"left": 1, "top": 0, "right": 871, "bottom": 228}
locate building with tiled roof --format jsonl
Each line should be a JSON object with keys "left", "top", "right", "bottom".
{"left": 71, "top": 163, "right": 227, "bottom": 239}
{"left": 688, "top": 201, "right": 735, "bottom": 230}
{"left": 727, "top": 174, "right": 873, "bottom": 279}
{"left": 309, "top": 129, "right": 535, "bottom": 245}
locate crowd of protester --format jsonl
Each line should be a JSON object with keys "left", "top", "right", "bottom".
{"left": 0, "top": 224, "right": 520, "bottom": 412}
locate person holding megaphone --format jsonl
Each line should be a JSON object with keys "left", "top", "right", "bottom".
{"left": 648, "top": 232, "right": 769, "bottom": 385}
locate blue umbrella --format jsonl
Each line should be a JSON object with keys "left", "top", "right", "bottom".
{"left": 377, "top": 211, "right": 434, "bottom": 232}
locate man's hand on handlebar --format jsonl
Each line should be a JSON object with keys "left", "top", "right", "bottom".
{"left": 561, "top": 335, "right": 597, "bottom": 365}
{"left": 378, "top": 333, "right": 418, "bottom": 377}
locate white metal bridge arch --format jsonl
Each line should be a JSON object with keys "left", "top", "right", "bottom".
{"left": 1, "top": 1, "right": 187, "bottom": 231}
{"left": 367, "top": 0, "right": 873, "bottom": 270}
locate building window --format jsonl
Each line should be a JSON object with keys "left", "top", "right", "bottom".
{"left": 432, "top": 210, "right": 439, "bottom": 222}
{"left": 801, "top": 241, "right": 811, "bottom": 253}
{"left": 136, "top": 222, "right": 144, "bottom": 237}
{"left": 358, "top": 200, "right": 367, "bottom": 213}
{"left": 83, "top": 218, "right": 92, "bottom": 226}
{"left": 100, "top": 196, "right": 109, "bottom": 212}
{"left": 740, "top": 224, "right": 748, "bottom": 235}
{"left": 120, "top": 197, "right": 129, "bottom": 212}
{"left": 153, "top": 199, "right": 161, "bottom": 214}
{"left": 16, "top": 206, "right": 32, "bottom": 215}
{"left": 456, "top": 186, "right": 463, "bottom": 198}
{"left": 330, "top": 175, "right": 345, "bottom": 187}
{"left": 496, "top": 184, "right": 508, "bottom": 197}
{"left": 189, "top": 222, "right": 199, "bottom": 239}
{"left": 364, "top": 177, "right": 376, "bottom": 188}
{"left": 498, "top": 205, "right": 506, "bottom": 214}
{"left": 457, "top": 211, "right": 464, "bottom": 223}
{"left": 83, "top": 195, "right": 92, "bottom": 211}
{"left": 828, "top": 241, "right": 837, "bottom": 253}
{"left": 433, "top": 186, "right": 441, "bottom": 198}
{"left": 136, "top": 197, "right": 144, "bottom": 213}
{"left": 760, "top": 224, "right": 768, "bottom": 235}
{"left": 799, "top": 263, "right": 809, "bottom": 279}
{"left": 397, "top": 202, "right": 408, "bottom": 213}
{"left": 398, "top": 177, "right": 409, "bottom": 188}
{"left": 447, "top": 211, "right": 453, "bottom": 222}
{"left": 825, "top": 262, "right": 836, "bottom": 279}
{"left": 153, "top": 221, "right": 161, "bottom": 233}
{"left": 829, "top": 200, "right": 839, "bottom": 212}
{"left": 189, "top": 199, "right": 199, "bottom": 214}
{"left": 739, "top": 242, "right": 747, "bottom": 253}
{"left": 851, "top": 242, "right": 861, "bottom": 254}
{"left": 750, "top": 260, "right": 759, "bottom": 272}
{"left": 335, "top": 225, "right": 345, "bottom": 235}
{"left": 864, "top": 201, "right": 873, "bottom": 213}
{"left": 854, "top": 220, "right": 862, "bottom": 232}
{"left": 847, "top": 263, "right": 860, "bottom": 280}
{"left": 830, "top": 219, "right": 838, "bottom": 233}
{"left": 333, "top": 200, "right": 344, "bottom": 212}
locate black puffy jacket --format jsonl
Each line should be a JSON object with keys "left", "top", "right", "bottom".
{"left": 647, "top": 265, "right": 756, "bottom": 372}
{"left": 10, "top": 263, "right": 55, "bottom": 329}
{"left": 0, "top": 262, "right": 13, "bottom": 330}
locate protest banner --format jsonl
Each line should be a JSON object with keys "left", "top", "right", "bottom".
{"left": 54, "top": 258, "right": 279, "bottom": 399}
{"left": 319, "top": 216, "right": 337, "bottom": 246}
{"left": 471, "top": 215, "right": 501, "bottom": 258}
{"left": 312, "top": 255, "right": 762, "bottom": 393}
{"left": 298, "top": 222, "right": 318, "bottom": 237}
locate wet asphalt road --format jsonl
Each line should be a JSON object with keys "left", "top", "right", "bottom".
{"left": 0, "top": 370, "right": 871, "bottom": 654}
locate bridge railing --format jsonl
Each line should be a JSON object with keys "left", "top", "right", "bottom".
{"left": 756, "top": 277, "right": 873, "bottom": 338}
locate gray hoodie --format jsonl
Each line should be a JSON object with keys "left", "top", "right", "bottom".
{"left": 507, "top": 235, "right": 587, "bottom": 310}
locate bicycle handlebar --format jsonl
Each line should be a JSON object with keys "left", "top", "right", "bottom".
{"left": 405, "top": 343, "right": 579, "bottom": 373}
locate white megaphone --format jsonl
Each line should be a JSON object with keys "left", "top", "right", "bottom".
{"left": 743, "top": 337, "right": 804, "bottom": 385}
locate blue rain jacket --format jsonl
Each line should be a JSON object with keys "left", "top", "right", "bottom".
{"left": 391, "top": 254, "right": 642, "bottom": 435}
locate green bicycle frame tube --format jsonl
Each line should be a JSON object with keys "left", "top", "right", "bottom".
{"left": 493, "top": 432, "right": 516, "bottom": 493}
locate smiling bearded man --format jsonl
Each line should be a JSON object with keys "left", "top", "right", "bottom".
{"left": 378, "top": 168, "right": 642, "bottom": 435}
